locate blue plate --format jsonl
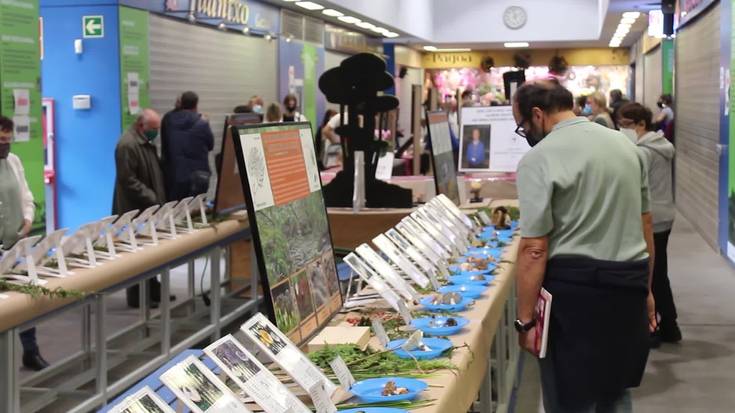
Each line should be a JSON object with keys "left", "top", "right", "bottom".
{"left": 448, "top": 265, "right": 494, "bottom": 275}
{"left": 438, "top": 284, "right": 487, "bottom": 299}
{"left": 420, "top": 295, "right": 474, "bottom": 312}
{"left": 411, "top": 316, "right": 470, "bottom": 336}
{"left": 349, "top": 377, "right": 427, "bottom": 403}
{"left": 466, "top": 247, "right": 503, "bottom": 259}
{"left": 339, "top": 408, "right": 407, "bottom": 413}
{"left": 388, "top": 338, "right": 453, "bottom": 360}
{"left": 448, "top": 274, "right": 495, "bottom": 286}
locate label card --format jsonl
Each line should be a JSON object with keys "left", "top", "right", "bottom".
{"left": 355, "top": 244, "right": 420, "bottom": 301}
{"left": 241, "top": 314, "right": 338, "bottom": 396}
{"left": 397, "top": 300, "right": 413, "bottom": 325}
{"left": 384, "top": 229, "right": 438, "bottom": 274}
{"left": 108, "top": 386, "right": 176, "bottom": 413}
{"left": 436, "top": 194, "right": 474, "bottom": 229}
{"left": 372, "top": 234, "right": 431, "bottom": 289}
{"left": 397, "top": 220, "right": 447, "bottom": 260}
{"left": 309, "top": 381, "right": 338, "bottom": 413}
{"left": 204, "top": 335, "right": 311, "bottom": 413}
{"left": 344, "top": 253, "right": 403, "bottom": 312}
{"left": 406, "top": 215, "right": 454, "bottom": 257}
{"left": 478, "top": 210, "right": 493, "bottom": 226}
{"left": 329, "top": 356, "right": 356, "bottom": 389}
{"left": 371, "top": 318, "right": 390, "bottom": 347}
{"left": 427, "top": 200, "right": 470, "bottom": 240}
{"left": 401, "top": 330, "right": 424, "bottom": 352}
{"left": 375, "top": 152, "right": 395, "bottom": 181}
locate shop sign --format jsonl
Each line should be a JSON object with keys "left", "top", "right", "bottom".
{"left": 423, "top": 52, "right": 479, "bottom": 69}
{"left": 194, "top": 0, "right": 249, "bottom": 25}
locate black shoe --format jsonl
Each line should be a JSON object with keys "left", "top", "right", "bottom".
{"left": 660, "top": 322, "right": 682, "bottom": 343}
{"left": 152, "top": 295, "right": 177, "bottom": 304}
{"left": 23, "top": 352, "right": 49, "bottom": 371}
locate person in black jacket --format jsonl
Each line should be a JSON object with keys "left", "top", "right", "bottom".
{"left": 161, "top": 91, "right": 214, "bottom": 201}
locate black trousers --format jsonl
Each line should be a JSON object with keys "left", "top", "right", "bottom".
{"left": 652, "top": 229, "right": 678, "bottom": 327}
{"left": 126, "top": 278, "right": 162, "bottom": 307}
{"left": 19, "top": 328, "right": 37, "bottom": 354}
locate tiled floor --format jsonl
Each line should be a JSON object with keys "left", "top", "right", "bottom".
{"left": 515, "top": 214, "right": 735, "bottom": 412}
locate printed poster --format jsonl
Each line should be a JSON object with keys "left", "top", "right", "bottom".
{"left": 460, "top": 106, "right": 530, "bottom": 172}
{"left": 427, "top": 111, "right": 460, "bottom": 204}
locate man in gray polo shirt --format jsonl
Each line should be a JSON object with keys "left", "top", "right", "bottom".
{"left": 512, "top": 81, "right": 656, "bottom": 412}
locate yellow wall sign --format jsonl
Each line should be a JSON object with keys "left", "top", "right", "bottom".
{"left": 422, "top": 48, "right": 630, "bottom": 69}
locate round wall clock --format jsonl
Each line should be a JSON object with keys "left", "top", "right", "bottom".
{"left": 503, "top": 6, "right": 527, "bottom": 30}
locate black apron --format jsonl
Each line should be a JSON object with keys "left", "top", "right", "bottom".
{"left": 544, "top": 255, "right": 650, "bottom": 408}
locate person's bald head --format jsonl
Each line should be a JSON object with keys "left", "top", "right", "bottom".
{"left": 135, "top": 109, "right": 161, "bottom": 138}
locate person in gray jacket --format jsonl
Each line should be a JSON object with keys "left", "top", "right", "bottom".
{"left": 618, "top": 102, "right": 680, "bottom": 345}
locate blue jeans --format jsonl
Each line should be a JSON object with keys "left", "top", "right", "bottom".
{"left": 539, "top": 357, "right": 633, "bottom": 413}
{"left": 19, "top": 327, "right": 38, "bottom": 354}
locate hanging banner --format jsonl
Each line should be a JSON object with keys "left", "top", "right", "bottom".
{"left": 119, "top": 7, "right": 150, "bottom": 129}
{"left": 279, "top": 39, "right": 325, "bottom": 134}
{"left": 0, "top": 0, "right": 44, "bottom": 230}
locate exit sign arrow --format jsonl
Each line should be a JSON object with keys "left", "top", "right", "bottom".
{"left": 83, "top": 16, "right": 104, "bottom": 38}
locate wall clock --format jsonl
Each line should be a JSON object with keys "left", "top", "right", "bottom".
{"left": 503, "top": 6, "right": 527, "bottom": 30}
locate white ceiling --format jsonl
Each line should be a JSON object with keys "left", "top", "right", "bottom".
{"left": 270, "top": 0, "right": 663, "bottom": 49}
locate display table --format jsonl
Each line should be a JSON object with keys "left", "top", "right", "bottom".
{"left": 0, "top": 216, "right": 258, "bottom": 413}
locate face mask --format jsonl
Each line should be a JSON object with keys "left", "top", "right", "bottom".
{"left": 144, "top": 129, "right": 159, "bottom": 141}
{"left": 286, "top": 105, "right": 296, "bottom": 112}
{"left": 657, "top": 101, "right": 664, "bottom": 109}
{"left": 0, "top": 143, "right": 9, "bottom": 159}
{"left": 523, "top": 119, "right": 547, "bottom": 148}
{"left": 581, "top": 104, "right": 592, "bottom": 116}
{"left": 253, "top": 105, "right": 263, "bottom": 114}
{"left": 620, "top": 128, "right": 638, "bottom": 143}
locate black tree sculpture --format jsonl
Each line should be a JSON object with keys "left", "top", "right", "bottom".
{"left": 319, "top": 53, "right": 412, "bottom": 208}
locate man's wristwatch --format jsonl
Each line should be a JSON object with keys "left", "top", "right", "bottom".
{"left": 514, "top": 318, "right": 537, "bottom": 333}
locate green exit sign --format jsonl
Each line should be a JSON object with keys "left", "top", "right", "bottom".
{"left": 83, "top": 15, "right": 104, "bottom": 38}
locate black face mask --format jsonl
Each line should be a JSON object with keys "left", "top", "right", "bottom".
{"left": 0, "top": 143, "right": 10, "bottom": 159}
{"left": 524, "top": 117, "right": 547, "bottom": 148}
{"left": 657, "top": 101, "right": 664, "bottom": 109}
{"left": 286, "top": 104, "right": 296, "bottom": 112}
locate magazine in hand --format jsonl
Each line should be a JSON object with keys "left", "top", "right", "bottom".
{"left": 534, "top": 288, "right": 553, "bottom": 358}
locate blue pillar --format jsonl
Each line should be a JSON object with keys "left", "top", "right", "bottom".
{"left": 383, "top": 43, "right": 396, "bottom": 95}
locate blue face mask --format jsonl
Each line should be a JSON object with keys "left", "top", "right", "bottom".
{"left": 252, "top": 105, "right": 263, "bottom": 114}
{"left": 581, "top": 104, "right": 592, "bottom": 116}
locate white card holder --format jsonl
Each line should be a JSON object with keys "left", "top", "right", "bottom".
{"left": 171, "top": 196, "right": 195, "bottom": 233}
{"left": 19, "top": 229, "right": 69, "bottom": 278}
{"left": 420, "top": 205, "right": 469, "bottom": 253}
{"left": 428, "top": 199, "right": 471, "bottom": 240}
{"left": 405, "top": 215, "right": 455, "bottom": 259}
{"left": 131, "top": 205, "right": 161, "bottom": 246}
{"left": 109, "top": 209, "right": 140, "bottom": 252}
{"left": 343, "top": 253, "right": 404, "bottom": 312}
{"left": 190, "top": 193, "right": 208, "bottom": 226}
{"left": 394, "top": 222, "right": 443, "bottom": 265}
{"left": 414, "top": 208, "right": 465, "bottom": 254}
{"left": 372, "top": 234, "right": 432, "bottom": 290}
{"left": 152, "top": 201, "right": 179, "bottom": 239}
{"left": 384, "top": 228, "right": 438, "bottom": 276}
{"left": 355, "top": 244, "right": 421, "bottom": 302}
{"left": 0, "top": 235, "right": 44, "bottom": 285}
{"left": 93, "top": 215, "right": 120, "bottom": 259}
{"left": 436, "top": 194, "right": 474, "bottom": 229}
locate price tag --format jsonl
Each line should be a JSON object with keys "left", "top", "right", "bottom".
{"left": 375, "top": 152, "right": 395, "bottom": 181}
{"left": 329, "top": 356, "right": 356, "bottom": 389}
{"left": 397, "top": 300, "right": 413, "bottom": 325}
{"left": 371, "top": 318, "right": 390, "bottom": 347}
{"left": 401, "top": 330, "right": 424, "bottom": 351}
{"left": 309, "top": 381, "right": 338, "bottom": 413}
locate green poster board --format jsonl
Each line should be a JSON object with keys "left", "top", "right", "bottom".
{"left": 301, "top": 44, "right": 318, "bottom": 133}
{"left": 0, "top": 0, "right": 44, "bottom": 229}
{"left": 662, "top": 38, "right": 674, "bottom": 95}
{"left": 119, "top": 7, "right": 150, "bottom": 130}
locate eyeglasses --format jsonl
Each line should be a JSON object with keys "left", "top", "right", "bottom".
{"left": 617, "top": 118, "right": 635, "bottom": 128}
{"left": 515, "top": 123, "right": 528, "bottom": 139}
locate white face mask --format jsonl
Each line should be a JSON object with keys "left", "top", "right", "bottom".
{"left": 620, "top": 128, "right": 638, "bottom": 143}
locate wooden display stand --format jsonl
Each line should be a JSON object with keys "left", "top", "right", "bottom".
{"left": 327, "top": 207, "right": 414, "bottom": 250}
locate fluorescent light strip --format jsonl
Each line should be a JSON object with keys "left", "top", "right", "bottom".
{"left": 622, "top": 11, "right": 640, "bottom": 19}
{"left": 617, "top": 23, "right": 632, "bottom": 30}
{"left": 322, "top": 9, "right": 343, "bottom": 17}
{"left": 504, "top": 42, "right": 529, "bottom": 48}
{"left": 423, "top": 46, "right": 471, "bottom": 52}
{"left": 370, "top": 26, "right": 386, "bottom": 34}
{"left": 338, "top": 15, "right": 361, "bottom": 24}
{"left": 356, "top": 21, "right": 376, "bottom": 29}
{"left": 295, "top": 1, "right": 324, "bottom": 11}
{"left": 384, "top": 31, "right": 399, "bottom": 38}
{"left": 620, "top": 17, "right": 636, "bottom": 24}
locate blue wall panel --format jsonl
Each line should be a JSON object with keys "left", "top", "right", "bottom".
{"left": 41, "top": 4, "right": 121, "bottom": 230}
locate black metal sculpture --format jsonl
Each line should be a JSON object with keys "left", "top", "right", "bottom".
{"left": 319, "top": 53, "right": 412, "bottom": 208}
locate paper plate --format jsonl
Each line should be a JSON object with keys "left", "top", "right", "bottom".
{"left": 410, "top": 316, "right": 470, "bottom": 336}
{"left": 339, "top": 408, "right": 408, "bottom": 413}
{"left": 349, "top": 377, "right": 427, "bottom": 403}
{"left": 448, "top": 275, "right": 494, "bottom": 286}
{"left": 438, "top": 284, "right": 487, "bottom": 299}
{"left": 388, "top": 338, "right": 453, "bottom": 360}
{"left": 420, "top": 295, "right": 474, "bottom": 312}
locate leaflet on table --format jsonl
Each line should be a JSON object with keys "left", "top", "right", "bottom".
{"left": 108, "top": 386, "right": 175, "bottom": 413}
{"left": 372, "top": 234, "right": 432, "bottom": 289}
{"left": 384, "top": 228, "right": 438, "bottom": 275}
{"left": 394, "top": 222, "right": 443, "bottom": 265}
{"left": 355, "top": 244, "right": 421, "bottom": 301}
{"left": 407, "top": 215, "right": 456, "bottom": 256}
{"left": 241, "top": 313, "right": 338, "bottom": 396}
{"left": 398, "top": 219, "right": 449, "bottom": 260}
{"left": 204, "top": 335, "right": 311, "bottom": 413}
{"left": 329, "top": 355, "right": 356, "bottom": 389}
{"left": 343, "top": 253, "right": 403, "bottom": 312}
{"left": 160, "top": 355, "right": 252, "bottom": 413}
{"left": 375, "top": 152, "right": 395, "bottom": 181}
{"left": 436, "top": 194, "right": 474, "bottom": 229}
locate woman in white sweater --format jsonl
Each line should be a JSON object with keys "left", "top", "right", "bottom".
{"left": 0, "top": 116, "right": 48, "bottom": 370}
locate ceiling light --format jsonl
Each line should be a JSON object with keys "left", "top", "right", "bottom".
{"left": 283, "top": 0, "right": 299, "bottom": 2}
{"left": 384, "top": 31, "right": 399, "bottom": 38}
{"left": 356, "top": 21, "right": 375, "bottom": 29}
{"left": 423, "top": 46, "right": 472, "bottom": 52}
{"left": 322, "top": 9, "right": 343, "bottom": 17}
{"left": 615, "top": 28, "right": 630, "bottom": 36}
{"left": 370, "top": 26, "right": 386, "bottom": 34}
{"left": 617, "top": 23, "right": 632, "bottom": 30}
{"left": 218, "top": 22, "right": 226, "bottom": 30}
{"left": 423, "top": 45, "right": 438, "bottom": 51}
{"left": 504, "top": 42, "right": 529, "bottom": 48}
{"left": 242, "top": 26, "right": 250, "bottom": 34}
{"left": 620, "top": 17, "right": 636, "bottom": 24}
{"left": 622, "top": 11, "right": 640, "bottom": 19}
{"left": 295, "top": 1, "right": 324, "bottom": 11}
{"left": 338, "top": 16, "right": 361, "bottom": 24}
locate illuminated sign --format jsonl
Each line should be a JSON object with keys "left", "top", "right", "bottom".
{"left": 195, "top": 0, "right": 249, "bottom": 25}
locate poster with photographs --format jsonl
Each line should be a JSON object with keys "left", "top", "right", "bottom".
{"left": 232, "top": 122, "right": 342, "bottom": 344}
{"left": 204, "top": 335, "right": 311, "bottom": 413}
{"left": 241, "top": 313, "right": 338, "bottom": 396}
{"left": 109, "top": 387, "right": 175, "bottom": 413}
{"left": 160, "top": 356, "right": 251, "bottom": 413}
{"left": 427, "top": 111, "right": 460, "bottom": 204}
{"left": 459, "top": 106, "right": 530, "bottom": 172}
